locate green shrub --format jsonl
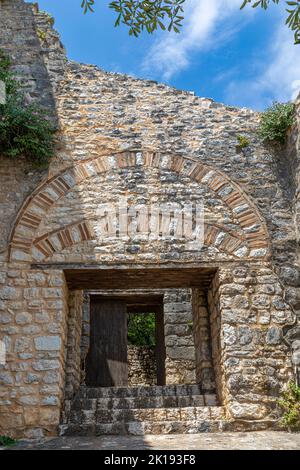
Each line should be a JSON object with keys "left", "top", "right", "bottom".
{"left": 236, "top": 134, "right": 250, "bottom": 150}
{"left": 0, "top": 50, "right": 56, "bottom": 166}
{"left": 0, "top": 435, "right": 17, "bottom": 447}
{"left": 258, "top": 101, "right": 295, "bottom": 145}
{"left": 277, "top": 381, "right": 300, "bottom": 430}
{"left": 128, "top": 313, "right": 156, "bottom": 347}
{"left": 0, "top": 99, "right": 56, "bottom": 165}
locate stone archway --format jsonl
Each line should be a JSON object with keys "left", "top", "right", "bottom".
{"left": 3, "top": 151, "right": 295, "bottom": 439}
{"left": 9, "top": 151, "right": 270, "bottom": 263}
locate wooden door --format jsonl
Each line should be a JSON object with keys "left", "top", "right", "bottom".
{"left": 85, "top": 299, "right": 128, "bottom": 387}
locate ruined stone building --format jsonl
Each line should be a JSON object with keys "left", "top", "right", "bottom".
{"left": 0, "top": 0, "right": 300, "bottom": 438}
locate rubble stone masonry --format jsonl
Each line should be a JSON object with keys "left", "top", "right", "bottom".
{"left": 0, "top": 0, "right": 299, "bottom": 437}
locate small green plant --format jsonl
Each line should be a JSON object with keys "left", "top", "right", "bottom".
{"left": 0, "top": 50, "right": 56, "bottom": 166}
{"left": 258, "top": 101, "right": 295, "bottom": 146}
{"left": 128, "top": 312, "right": 156, "bottom": 347}
{"left": 0, "top": 435, "right": 17, "bottom": 447}
{"left": 236, "top": 134, "right": 250, "bottom": 150}
{"left": 277, "top": 381, "right": 300, "bottom": 430}
{"left": 40, "top": 11, "right": 55, "bottom": 26}
{"left": 36, "top": 28, "right": 47, "bottom": 43}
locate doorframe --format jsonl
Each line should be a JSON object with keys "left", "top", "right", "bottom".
{"left": 86, "top": 293, "right": 166, "bottom": 387}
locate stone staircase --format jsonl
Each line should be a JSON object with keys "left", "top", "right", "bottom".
{"left": 61, "top": 385, "right": 226, "bottom": 435}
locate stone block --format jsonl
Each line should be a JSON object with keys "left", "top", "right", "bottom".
{"left": 14, "top": 337, "right": 32, "bottom": 353}
{"left": 0, "top": 287, "right": 21, "bottom": 300}
{"left": 39, "top": 408, "right": 60, "bottom": 426}
{"left": 42, "top": 288, "right": 63, "bottom": 299}
{"left": 24, "top": 288, "right": 41, "bottom": 299}
{"left": 18, "top": 395, "right": 39, "bottom": 405}
{"left": 43, "top": 371, "right": 60, "bottom": 384}
{"left": 42, "top": 395, "right": 59, "bottom": 406}
{"left": 32, "top": 360, "right": 60, "bottom": 371}
{"left": 228, "top": 402, "right": 268, "bottom": 420}
{"left": 266, "top": 327, "right": 282, "bottom": 345}
{"left": 166, "top": 346, "right": 196, "bottom": 361}
{"left": 16, "top": 312, "right": 32, "bottom": 325}
{"left": 34, "top": 336, "right": 61, "bottom": 351}
{"left": 23, "top": 406, "right": 40, "bottom": 426}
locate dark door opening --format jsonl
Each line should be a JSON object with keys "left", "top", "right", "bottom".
{"left": 85, "top": 299, "right": 128, "bottom": 387}
{"left": 85, "top": 295, "right": 165, "bottom": 387}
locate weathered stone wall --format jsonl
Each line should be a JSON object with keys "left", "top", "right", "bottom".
{"left": 64, "top": 290, "right": 83, "bottom": 399}
{"left": 0, "top": 266, "right": 69, "bottom": 438}
{"left": 164, "top": 289, "right": 196, "bottom": 385}
{"left": 0, "top": 0, "right": 62, "bottom": 112}
{"left": 0, "top": 0, "right": 298, "bottom": 438}
{"left": 216, "top": 265, "right": 294, "bottom": 427}
{"left": 192, "top": 289, "right": 215, "bottom": 393}
{"left": 128, "top": 346, "right": 156, "bottom": 386}
{"left": 0, "top": 0, "right": 66, "bottom": 254}
{"left": 208, "top": 274, "right": 224, "bottom": 403}
{"left": 285, "top": 94, "right": 300, "bottom": 384}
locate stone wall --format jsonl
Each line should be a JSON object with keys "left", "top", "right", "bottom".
{"left": 192, "top": 289, "right": 215, "bottom": 393}
{"left": 0, "top": 0, "right": 61, "bottom": 112}
{"left": 164, "top": 289, "right": 196, "bottom": 385}
{"left": 128, "top": 346, "right": 156, "bottom": 386}
{"left": 217, "top": 265, "right": 294, "bottom": 426}
{"left": 0, "top": 0, "right": 298, "bottom": 438}
{"left": 0, "top": 0, "right": 66, "bottom": 254}
{"left": 0, "top": 266, "right": 69, "bottom": 438}
{"left": 285, "top": 94, "right": 300, "bottom": 384}
{"left": 64, "top": 290, "right": 83, "bottom": 399}
{"left": 208, "top": 274, "right": 224, "bottom": 403}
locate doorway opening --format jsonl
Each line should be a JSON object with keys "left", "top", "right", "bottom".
{"left": 64, "top": 267, "right": 221, "bottom": 401}
{"left": 85, "top": 294, "right": 165, "bottom": 387}
{"left": 62, "top": 267, "right": 224, "bottom": 434}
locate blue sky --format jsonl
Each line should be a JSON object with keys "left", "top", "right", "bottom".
{"left": 27, "top": 0, "right": 300, "bottom": 110}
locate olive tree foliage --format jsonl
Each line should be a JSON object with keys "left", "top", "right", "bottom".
{"left": 81, "top": 0, "right": 185, "bottom": 36}
{"left": 240, "top": 1, "right": 300, "bottom": 44}
{"left": 81, "top": 0, "right": 300, "bottom": 42}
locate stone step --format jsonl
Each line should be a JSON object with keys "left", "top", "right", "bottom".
{"left": 69, "top": 394, "right": 216, "bottom": 411}
{"left": 62, "top": 415, "right": 226, "bottom": 436}
{"left": 77, "top": 384, "right": 204, "bottom": 399}
{"left": 68, "top": 406, "right": 223, "bottom": 425}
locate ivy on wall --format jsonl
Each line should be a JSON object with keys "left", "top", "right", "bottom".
{"left": 0, "top": 51, "right": 56, "bottom": 166}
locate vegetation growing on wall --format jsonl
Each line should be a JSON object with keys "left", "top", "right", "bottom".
{"left": 258, "top": 101, "right": 295, "bottom": 145}
{"left": 0, "top": 51, "right": 56, "bottom": 166}
{"left": 236, "top": 134, "right": 250, "bottom": 150}
{"left": 127, "top": 312, "right": 156, "bottom": 347}
{"left": 278, "top": 382, "right": 300, "bottom": 429}
{"left": 0, "top": 435, "right": 16, "bottom": 447}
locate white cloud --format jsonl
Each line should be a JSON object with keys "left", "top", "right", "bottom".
{"left": 142, "top": 0, "right": 246, "bottom": 80}
{"left": 141, "top": 0, "right": 300, "bottom": 109}
{"left": 225, "top": 24, "right": 300, "bottom": 109}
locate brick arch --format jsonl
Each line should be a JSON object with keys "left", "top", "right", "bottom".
{"left": 31, "top": 221, "right": 247, "bottom": 262}
{"left": 32, "top": 221, "right": 95, "bottom": 262}
{"left": 9, "top": 151, "right": 270, "bottom": 262}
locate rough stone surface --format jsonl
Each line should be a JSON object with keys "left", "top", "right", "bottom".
{"left": 0, "top": 0, "right": 299, "bottom": 439}
{"left": 128, "top": 346, "right": 156, "bottom": 387}
{"left": 7, "top": 432, "right": 300, "bottom": 450}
